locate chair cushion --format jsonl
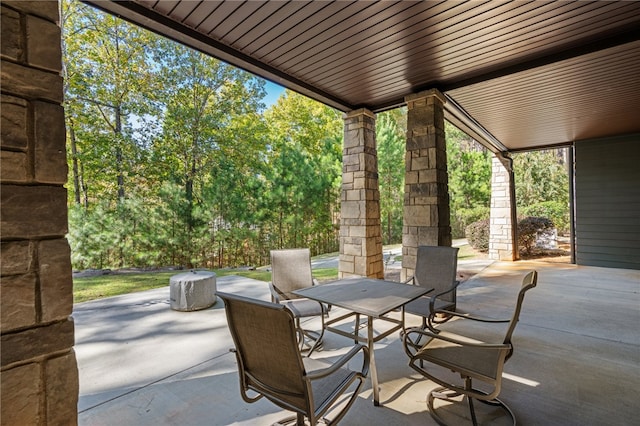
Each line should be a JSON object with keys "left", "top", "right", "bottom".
{"left": 303, "top": 358, "right": 357, "bottom": 415}
{"left": 282, "top": 298, "right": 325, "bottom": 318}
{"left": 415, "top": 332, "right": 505, "bottom": 382}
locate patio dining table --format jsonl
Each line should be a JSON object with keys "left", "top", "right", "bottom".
{"left": 294, "top": 277, "right": 432, "bottom": 406}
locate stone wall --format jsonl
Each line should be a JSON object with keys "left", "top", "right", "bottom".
{"left": 339, "top": 109, "right": 384, "bottom": 278}
{"left": 402, "top": 90, "right": 451, "bottom": 281}
{"left": 1, "top": 1, "right": 78, "bottom": 424}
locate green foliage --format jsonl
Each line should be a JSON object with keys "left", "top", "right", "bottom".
{"left": 465, "top": 215, "right": 557, "bottom": 256}
{"left": 446, "top": 122, "right": 491, "bottom": 212}
{"left": 520, "top": 201, "right": 569, "bottom": 234}
{"left": 262, "top": 91, "right": 342, "bottom": 254}
{"left": 452, "top": 206, "right": 490, "bottom": 239}
{"left": 465, "top": 219, "right": 490, "bottom": 252}
{"left": 518, "top": 216, "right": 555, "bottom": 256}
{"left": 377, "top": 110, "right": 405, "bottom": 244}
{"left": 62, "top": 0, "right": 161, "bottom": 204}
{"left": 514, "top": 149, "right": 569, "bottom": 207}
{"left": 446, "top": 122, "right": 491, "bottom": 238}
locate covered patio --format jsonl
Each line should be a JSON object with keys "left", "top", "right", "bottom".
{"left": 2, "top": 1, "right": 639, "bottom": 423}
{"left": 75, "top": 261, "right": 640, "bottom": 425}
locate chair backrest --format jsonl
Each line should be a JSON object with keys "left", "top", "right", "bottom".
{"left": 503, "top": 271, "right": 538, "bottom": 361}
{"left": 218, "top": 292, "right": 309, "bottom": 412}
{"left": 271, "top": 248, "right": 314, "bottom": 300}
{"left": 414, "top": 246, "right": 459, "bottom": 302}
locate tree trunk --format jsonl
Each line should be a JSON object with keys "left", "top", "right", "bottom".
{"left": 115, "top": 105, "right": 125, "bottom": 200}
{"left": 68, "top": 120, "right": 81, "bottom": 205}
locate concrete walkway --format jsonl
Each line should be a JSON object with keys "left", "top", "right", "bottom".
{"left": 74, "top": 260, "right": 640, "bottom": 425}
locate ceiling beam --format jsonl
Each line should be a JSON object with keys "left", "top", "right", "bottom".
{"left": 438, "top": 23, "right": 640, "bottom": 93}
{"left": 443, "top": 95, "right": 507, "bottom": 154}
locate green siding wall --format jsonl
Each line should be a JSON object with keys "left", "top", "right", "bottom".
{"left": 574, "top": 134, "right": 640, "bottom": 270}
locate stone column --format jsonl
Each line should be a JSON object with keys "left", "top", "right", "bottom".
{"left": 402, "top": 89, "right": 451, "bottom": 281}
{"left": 1, "top": 2, "right": 78, "bottom": 425}
{"left": 489, "top": 154, "right": 519, "bottom": 261}
{"left": 339, "top": 109, "right": 384, "bottom": 278}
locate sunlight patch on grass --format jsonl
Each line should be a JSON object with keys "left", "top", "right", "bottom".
{"left": 73, "top": 272, "right": 176, "bottom": 303}
{"left": 457, "top": 243, "right": 481, "bottom": 259}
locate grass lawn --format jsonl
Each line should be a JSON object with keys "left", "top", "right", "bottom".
{"left": 73, "top": 243, "right": 485, "bottom": 304}
{"left": 73, "top": 267, "right": 339, "bottom": 304}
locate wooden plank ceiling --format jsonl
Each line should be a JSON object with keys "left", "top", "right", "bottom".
{"left": 85, "top": 0, "right": 640, "bottom": 152}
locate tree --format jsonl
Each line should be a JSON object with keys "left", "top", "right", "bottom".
{"left": 514, "top": 149, "right": 569, "bottom": 207}
{"left": 62, "top": 0, "right": 159, "bottom": 206}
{"left": 513, "top": 148, "right": 570, "bottom": 235}
{"left": 446, "top": 122, "right": 492, "bottom": 237}
{"left": 151, "top": 41, "right": 267, "bottom": 267}
{"left": 376, "top": 110, "right": 405, "bottom": 244}
{"left": 262, "top": 91, "right": 342, "bottom": 253}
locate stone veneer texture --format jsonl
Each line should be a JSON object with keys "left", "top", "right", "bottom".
{"left": 1, "top": 1, "right": 78, "bottom": 424}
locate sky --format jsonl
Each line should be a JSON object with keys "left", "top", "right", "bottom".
{"left": 262, "top": 80, "right": 285, "bottom": 108}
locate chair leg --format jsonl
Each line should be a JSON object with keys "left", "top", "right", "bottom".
{"left": 306, "top": 314, "right": 325, "bottom": 356}
{"left": 270, "top": 413, "right": 305, "bottom": 426}
{"left": 353, "top": 313, "right": 360, "bottom": 343}
{"left": 294, "top": 317, "right": 325, "bottom": 356}
{"left": 465, "top": 377, "right": 478, "bottom": 426}
{"left": 427, "top": 382, "right": 515, "bottom": 426}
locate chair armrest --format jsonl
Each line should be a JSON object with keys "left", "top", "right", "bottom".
{"left": 403, "top": 327, "right": 511, "bottom": 356}
{"left": 434, "top": 309, "right": 510, "bottom": 323}
{"left": 428, "top": 280, "right": 461, "bottom": 311}
{"left": 306, "top": 344, "right": 370, "bottom": 380}
{"left": 268, "top": 282, "right": 281, "bottom": 304}
{"left": 404, "top": 276, "right": 416, "bottom": 285}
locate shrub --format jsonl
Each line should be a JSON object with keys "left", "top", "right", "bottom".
{"left": 518, "top": 216, "right": 555, "bottom": 256}
{"left": 465, "top": 218, "right": 490, "bottom": 252}
{"left": 451, "top": 206, "right": 490, "bottom": 239}
{"left": 520, "top": 201, "right": 569, "bottom": 235}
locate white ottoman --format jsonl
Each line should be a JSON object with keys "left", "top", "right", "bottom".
{"left": 169, "top": 270, "right": 217, "bottom": 311}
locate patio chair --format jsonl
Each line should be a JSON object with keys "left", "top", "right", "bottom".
{"left": 402, "top": 245, "right": 460, "bottom": 334}
{"left": 218, "top": 292, "right": 369, "bottom": 426}
{"left": 403, "top": 271, "right": 537, "bottom": 426}
{"left": 270, "top": 248, "right": 328, "bottom": 355}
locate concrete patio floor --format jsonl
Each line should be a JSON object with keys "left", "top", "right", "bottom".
{"left": 74, "top": 260, "right": 640, "bottom": 425}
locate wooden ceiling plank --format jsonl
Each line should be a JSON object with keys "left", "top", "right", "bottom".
{"left": 254, "top": 1, "right": 362, "bottom": 62}
{"left": 165, "top": 0, "right": 201, "bottom": 22}
{"left": 210, "top": 1, "right": 264, "bottom": 40}
{"left": 310, "top": 3, "right": 576, "bottom": 90}
{"left": 294, "top": 1, "right": 492, "bottom": 81}
{"left": 148, "top": 0, "right": 180, "bottom": 15}
{"left": 195, "top": 1, "right": 244, "bottom": 36}
{"left": 451, "top": 46, "right": 640, "bottom": 106}
{"left": 222, "top": 2, "right": 288, "bottom": 47}
{"left": 270, "top": 1, "right": 403, "bottom": 69}
{"left": 427, "top": 4, "right": 639, "bottom": 81}
{"left": 325, "top": 2, "right": 624, "bottom": 93}
{"left": 180, "top": 1, "right": 220, "bottom": 30}
{"left": 228, "top": 2, "right": 301, "bottom": 51}
{"left": 334, "top": 8, "right": 639, "bottom": 100}
{"left": 309, "top": 0, "right": 542, "bottom": 84}
{"left": 241, "top": 2, "right": 332, "bottom": 58}
{"left": 287, "top": 2, "right": 440, "bottom": 75}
